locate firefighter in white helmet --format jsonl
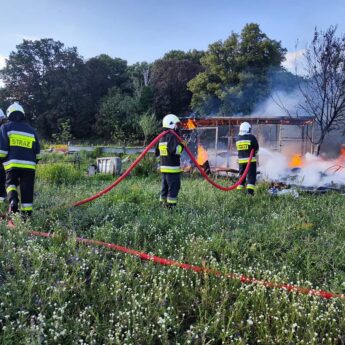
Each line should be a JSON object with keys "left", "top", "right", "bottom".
{"left": 236, "top": 122, "right": 259, "bottom": 195}
{"left": 155, "top": 114, "right": 184, "bottom": 208}
{"left": 0, "top": 102, "right": 41, "bottom": 217}
{"left": 0, "top": 109, "right": 7, "bottom": 204}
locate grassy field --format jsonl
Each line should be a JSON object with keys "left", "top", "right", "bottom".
{"left": 0, "top": 162, "right": 345, "bottom": 344}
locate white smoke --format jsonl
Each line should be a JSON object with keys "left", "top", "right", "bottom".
{"left": 259, "top": 147, "right": 345, "bottom": 188}
{"left": 258, "top": 147, "right": 288, "bottom": 180}
{"left": 251, "top": 89, "right": 305, "bottom": 118}
{"left": 282, "top": 50, "right": 307, "bottom": 75}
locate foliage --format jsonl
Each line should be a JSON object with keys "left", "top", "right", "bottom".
{"left": 0, "top": 24, "right": 290, "bottom": 143}
{"left": 92, "top": 146, "right": 103, "bottom": 159}
{"left": 129, "top": 153, "right": 158, "bottom": 177}
{"left": 85, "top": 54, "right": 129, "bottom": 100}
{"left": 1, "top": 175, "right": 345, "bottom": 343}
{"left": 95, "top": 87, "right": 142, "bottom": 144}
{"left": 152, "top": 59, "right": 204, "bottom": 117}
{"left": 36, "top": 163, "right": 84, "bottom": 185}
{"left": 52, "top": 119, "right": 74, "bottom": 144}
{"left": 128, "top": 62, "right": 154, "bottom": 113}
{"left": 268, "top": 67, "right": 302, "bottom": 92}
{"left": 39, "top": 151, "right": 70, "bottom": 163}
{"left": 188, "top": 23, "right": 287, "bottom": 115}
{"left": 138, "top": 112, "right": 160, "bottom": 145}
{"left": 0, "top": 38, "right": 93, "bottom": 139}
{"left": 163, "top": 49, "right": 205, "bottom": 64}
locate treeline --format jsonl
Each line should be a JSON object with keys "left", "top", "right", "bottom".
{"left": 0, "top": 23, "right": 299, "bottom": 143}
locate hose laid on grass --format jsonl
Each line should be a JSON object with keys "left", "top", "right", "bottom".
{"left": 73, "top": 130, "right": 254, "bottom": 206}
{"left": 8, "top": 132, "right": 342, "bottom": 302}
{"left": 29, "top": 229, "right": 345, "bottom": 300}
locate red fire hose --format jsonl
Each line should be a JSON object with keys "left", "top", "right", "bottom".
{"left": 74, "top": 130, "right": 254, "bottom": 206}
{"left": 29, "top": 229, "right": 345, "bottom": 300}
{"left": 171, "top": 130, "right": 254, "bottom": 191}
{"left": 73, "top": 130, "right": 170, "bottom": 206}
{"left": 6, "top": 131, "right": 343, "bottom": 301}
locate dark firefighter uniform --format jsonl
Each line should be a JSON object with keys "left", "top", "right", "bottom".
{"left": 0, "top": 110, "right": 41, "bottom": 216}
{"left": 236, "top": 133, "right": 259, "bottom": 195}
{"left": 0, "top": 114, "right": 7, "bottom": 203}
{"left": 0, "top": 163, "right": 6, "bottom": 203}
{"left": 156, "top": 131, "right": 184, "bottom": 207}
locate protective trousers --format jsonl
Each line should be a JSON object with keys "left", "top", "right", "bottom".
{"left": 6, "top": 168, "right": 35, "bottom": 216}
{"left": 237, "top": 162, "right": 257, "bottom": 195}
{"left": 0, "top": 164, "right": 6, "bottom": 202}
{"left": 160, "top": 173, "right": 181, "bottom": 207}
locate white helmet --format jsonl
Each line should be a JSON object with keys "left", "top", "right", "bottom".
{"left": 239, "top": 122, "right": 251, "bottom": 135}
{"left": 7, "top": 102, "right": 25, "bottom": 117}
{"left": 0, "top": 109, "right": 5, "bottom": 120}
{"left": 162, "top": 114, "right": 180, "bottom": 129}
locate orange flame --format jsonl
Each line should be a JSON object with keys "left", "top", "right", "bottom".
{"left": 289, "top": 154, "right": 303, "bottom": 168}
{"left": 340, "top": 145, "right": 345, "bottom": 156}
{"left": 186, "top": 119, "right": 197, "bottom": 130}
{"left": 337, "top": 145, "right": 345, "bottom": 164}
{"left": 197, "top": 145, "right": 208, "bottom": 165}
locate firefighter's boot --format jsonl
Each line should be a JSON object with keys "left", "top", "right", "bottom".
{"left": 9, "top": 199, "right": 19, "bottom": 213}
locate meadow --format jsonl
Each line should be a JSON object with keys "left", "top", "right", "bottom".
{"left": 0, "top": 158, "right": 345, "bottom": 344}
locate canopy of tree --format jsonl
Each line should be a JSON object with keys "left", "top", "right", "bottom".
{"left": 151, "top": 59, "right": 204, "bottom": 118}
{"left": 188, "top": 23, "right": 288, "bottom": 115}
{"left": 0, "top": 23, "right": 325, "bottom": 144}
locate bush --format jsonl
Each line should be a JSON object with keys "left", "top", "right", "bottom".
{"left": 130, "top": 153, "right": 158, "bottom": 177}
{"left": 37, "top": 163, "right": 84, "bottom": 185}
{"left": 39, "top": 151, "right": 68, "bottom": 163}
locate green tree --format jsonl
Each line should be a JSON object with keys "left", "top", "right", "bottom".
{"left": 96, "top": 87, "right": 141, "bottom": 144}
{"left": 0, "top": 87, "right": 10, "bottom": 111}
{"left": 163, "top": 49, "right": 205, "bottom": 64}
{"left": 0, "top": 38, "right": 90, "bottom": 138}
{"left": 128, "top": 62, "right": 154, "bottom": 112}
{"left": 188, "top": 23, "right": 287, "bottom": 115}
{"left": 82, "top": 54, "right": 130, "bottom": 139}
{"left": 52, "top": 118, "right": 74, "bottom": 144}
{"left": 151, "top": 59, "right": 204, "bottom": 118}
{"left": 139, "top": 112, "right": 159, "bottom": 145}
{"left": 85, "top": 54, "right": 129, "bottom": 101}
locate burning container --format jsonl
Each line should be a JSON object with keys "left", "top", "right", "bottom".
{"left": 180, "top": 116, "right": 314, "bottom": 173}
{"left": 180, "top": 117, "right": 345, "bottom": 191}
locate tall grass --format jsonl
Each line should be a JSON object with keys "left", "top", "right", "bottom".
{"left": 0, "top": 173, "right": 345, "bottom": 344}
{"left": 36, "top": 163, "right": 84, "bottom": 185}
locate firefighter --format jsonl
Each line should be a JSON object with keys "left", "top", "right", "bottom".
{"left": 156, "top": 114, "right": 184, "bottom": 208}
{"left": 0, "top": 109, "right": 7, "bottom": 204}
{"left": 236, "top": 122, "right": 259, "bottom": 195}
{"left": 0, "top": 102, "right": 41, "bottom": 217}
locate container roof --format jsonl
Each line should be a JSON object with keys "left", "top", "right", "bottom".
{"left": 181, "top": 116, "right": 314, "bottom": 128}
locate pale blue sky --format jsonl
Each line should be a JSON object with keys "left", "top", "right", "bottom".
{"left": 0, "top": 0, "right": 344, "bottom": 65}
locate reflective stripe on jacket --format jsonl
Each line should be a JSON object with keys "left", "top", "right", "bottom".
{"left": 236, "top": 133, "right": 259, "bottom": 163}
{"left": 0, "top": 121, "right": 40, "bottom": 170}
{"left": 155, "top": 131, "right": 184, "bottom": 173}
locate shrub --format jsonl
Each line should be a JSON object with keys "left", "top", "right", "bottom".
{"left": 39, "top": 152, "right": 64, "bottom": 163}
{"left": 130, "top": 153, "right": 158, "bottom": 177}
{"left": 37, "top": 163, "right": 84, "bottom": 185}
